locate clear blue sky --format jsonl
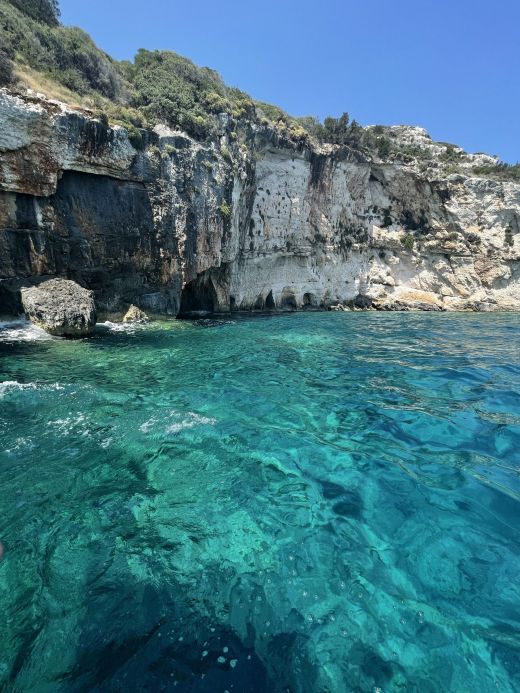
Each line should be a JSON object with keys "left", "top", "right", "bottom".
{"left": 60, "top": 0, "right": 519, "bottom": 162}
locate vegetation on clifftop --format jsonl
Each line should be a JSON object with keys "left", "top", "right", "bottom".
{"left": 471, "top": 162, "right": 520, "bottom": 182}
{"left": 0, "top": 0, "right": 122, "bottom": 99}
{"left": 120, "top": 49, "right": 255, "bottom": 139}
{"left": 9, "top": 0, "right": 59, "bottom": 25}
{"left": 0, "top": 0, "right": 380, "bottom": 147}
{"left": 0, "top": 0, "right": 517, "bottom": 176}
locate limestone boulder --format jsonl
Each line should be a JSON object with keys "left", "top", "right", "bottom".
{"left": 123, "top": 305, "right": 149, "bottom": 322}
{"left": 21, "top": 279, "right": 96, "bottom": 337}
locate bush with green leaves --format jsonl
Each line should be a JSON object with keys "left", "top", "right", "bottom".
{"left": 220, "top": 145, "right": 232, "bottom": 163}
{"left": 127, "top": 49, "right": 256, "bottom": 138}
{"left": 395, "top": 144, "right": 432, "bottom": 161}
{"left": 472, "top": 162, "right": 520, "bottom": 182}
{"left": 438, "top": 144, "right": 463, "bottom": 163}
{"left": 219, "top": 201, "right": 231, "bottom": 218}
{"left": 0, "top": 33, "right": 14, "bottom": 84}
{"left": 402, "top": 233, "right": 415, "bottom": 251}
{"left": 256, "top": 101, "right": 290, "bottom": 126}
{"left": 7, "top": 0, "right": 59, "bottom": 26}
{"left": 377, "top": 136, "right": 392, "bottom": 158}
{"left": 0, "top": 0, "right": 122, "bottom": 98}
{"left": 295, "top": 112, "right": 387, "bottom": 151}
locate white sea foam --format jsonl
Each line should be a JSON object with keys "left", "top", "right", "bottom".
{"left": 140, "top": 410, "right": 216, "bottom": 435}
{"left": 0, "top": 381, "right": 65, "bottom": 399}
{"left": 165, "top": 412, "right": 216, "bottom": 434}
{"left": 0, "top": 318, "right": 51, "bottom": 342}
{"left": 47, "top": 413, "right": 89, "bottom": 436}
{"left": 4, "top": 436, "right": 37, "bottom": 455}
{"left": 0, "top": 381, "right": 39, "bottom": 399}
{"left": 98, "top": 320, "right": 149, "bottom": 334}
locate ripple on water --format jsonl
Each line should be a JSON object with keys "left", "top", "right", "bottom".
{"left": 0, "top": 312, "right": 519, "bottom": 692}
{"left": 140, "top": 410, "right": 217, "bottom": 435}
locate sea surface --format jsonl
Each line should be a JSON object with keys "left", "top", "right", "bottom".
{"left": 0, "top": 312, "right": 519, "bottom": 692}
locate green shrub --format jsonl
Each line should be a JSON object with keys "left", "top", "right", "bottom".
{"left": 219, "top": 200, "right": 231, "bottom": 218}
{"left": 202, "top": 90, "right": 229, "bottom": 114}
{"left": 396, "top": 144, "right": 432, "bottom": 161}
{"left": 128, "top": 49, "right": 254, "bottom": 139}
{"left": 402, "top": 233, "right": 415, "bottom": 251}
{"left": 255, "top": 101, "right": 290, "bottom": 125}
{"left": 0, "top": 34, "right": 14, "bottom": 85}
{"left": 220, "top": 145, "right": 232, "bottom": 163}
{"left": 296, "top": 115, "right": 322, "bottom": 138}
{"left": 377, "top": 136, "right": 392, "bottom": 158}
{"left": 438, "top": 144, "right": 463, "bottom": 163}
{"left": 321, "top": 113, "right": 350, "bottom": 143}
{"left": 126, "top": 123, "right": 144, "bottom": 150}
{"left": 0, "top": 1, "right": 123, "bottom": 99}
{"left": 7, "top": 0, "right": 59, "bottom": 26}
{"left": 296, "top": 112, "right": 384, "bottom": 152}
{"left": 472, "top": 162, "right": 520, "bottom": 182}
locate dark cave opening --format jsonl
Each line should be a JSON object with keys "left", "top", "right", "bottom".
{"left": 179, "top": 277, "right": 218, "bottom": 316}
{"left": 265, "top": 290, "right": 275, "bottom": 309}
{"left": 302, "top": 292, "right": 316, "bottom": 308}
{"left": 280, "top": 289, "right": 297, "bottom": 310}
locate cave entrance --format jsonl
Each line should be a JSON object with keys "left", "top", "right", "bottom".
{"left": 280, "top": 287, "right": 297, "bottom": 310}
{"left": 265, "top": 290, "right": 275, "bottom": 309}
{"left": 179, "top": 276, "right": 218, "bottom": 317}
{"left": 302, "top": 292, "right": 316, "bottom": 308}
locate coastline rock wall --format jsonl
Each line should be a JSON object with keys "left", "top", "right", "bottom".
{"left": 1, "top": 89, "right": 519, "bottom": 315}
{"left": 231, "top": 146, "right": 520, "bottom": 311}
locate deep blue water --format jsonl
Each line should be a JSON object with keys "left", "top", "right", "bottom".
{"left": 0, "top": 312, "right": 519, "bottom": 692}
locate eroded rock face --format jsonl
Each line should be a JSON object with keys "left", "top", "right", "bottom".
{"left": 21, "top": 279, "right": 96, "bottom": 337}
{"left": 1, "top": 88, "right": 519, "bottom": 315}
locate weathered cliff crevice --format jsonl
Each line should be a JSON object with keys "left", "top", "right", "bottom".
{"left": 1, "top": 88, "right": 519, "bottom": 316}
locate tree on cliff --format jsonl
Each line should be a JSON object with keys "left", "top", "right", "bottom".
{"left": 323, "top": 112, "right": 350, "bottom": 143}
{"left": 7, "top": 0, "right": 60, "bottom": 26}
{"left": 0, "top": 34, "right": 13, "bottom": 85}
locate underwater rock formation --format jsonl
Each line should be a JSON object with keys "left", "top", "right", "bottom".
{"left": 0, "top": 89, "right": 519, "bottom": 314}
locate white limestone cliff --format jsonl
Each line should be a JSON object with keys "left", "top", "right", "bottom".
{"left": 0, "top": 88, "right": 518, "bottom": 315}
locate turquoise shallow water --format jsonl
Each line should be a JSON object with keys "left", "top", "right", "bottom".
{"left": 0, "top": 313, "right": 519, "bottom": 692}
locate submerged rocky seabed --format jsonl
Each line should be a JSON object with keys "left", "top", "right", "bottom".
{"left": 0, "top": 313, "right": 519, "bottom": 692}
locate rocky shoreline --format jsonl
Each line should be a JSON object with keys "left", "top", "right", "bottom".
{"left": 4, "top": 275, "right": 518, "bottom": 341}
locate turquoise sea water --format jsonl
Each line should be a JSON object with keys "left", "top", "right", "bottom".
{"left": 0, "top": 312, "right": 519, "bottom": 692}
